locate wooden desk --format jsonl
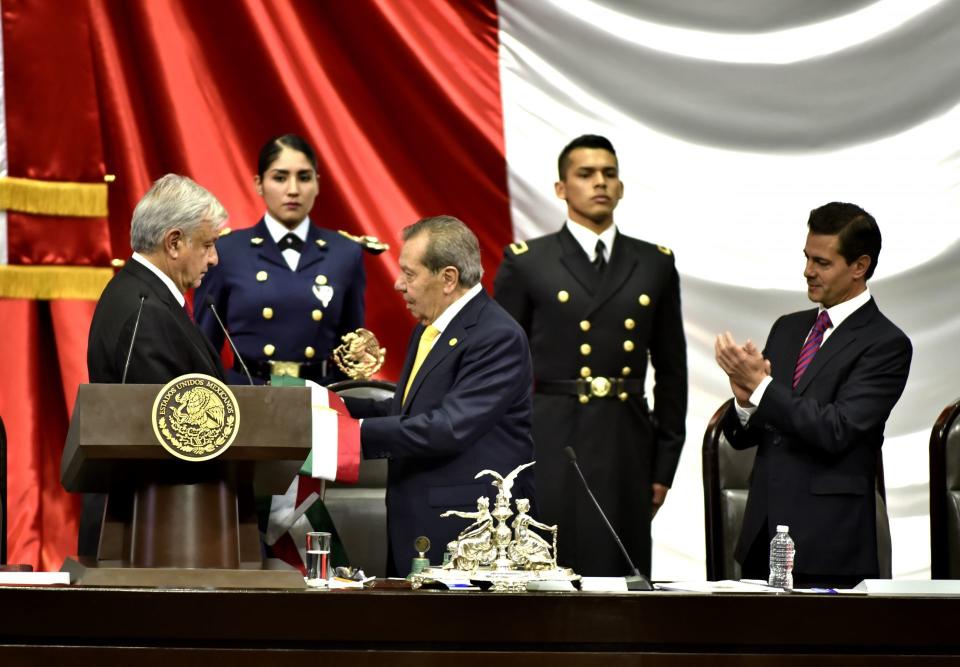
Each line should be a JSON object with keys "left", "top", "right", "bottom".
{"left": 0, "top": 584, "right": 957, "bottom": 664}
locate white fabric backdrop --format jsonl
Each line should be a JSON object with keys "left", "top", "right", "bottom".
{"left": 498, "top": 0, "right": 960, "bottom": 580}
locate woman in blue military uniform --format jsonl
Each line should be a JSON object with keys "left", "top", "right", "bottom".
{"left": 195, "top": 134, "right": 367, "bottom": 385}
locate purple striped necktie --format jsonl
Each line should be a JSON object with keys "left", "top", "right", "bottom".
{"left": 793, "top": 310, "right": 832, "bottom": 388}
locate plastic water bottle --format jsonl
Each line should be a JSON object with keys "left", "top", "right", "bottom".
{"left": 768, "top": 525, "right": 795, "bottom": 590}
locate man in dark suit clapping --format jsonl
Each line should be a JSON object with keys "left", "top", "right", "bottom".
{"left": 715, "top": 202, "right": 912, "bottom": 587}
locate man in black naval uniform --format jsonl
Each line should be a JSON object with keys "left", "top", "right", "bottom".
{"left": 493, "top": 135, "right": 687, "bottom": 577}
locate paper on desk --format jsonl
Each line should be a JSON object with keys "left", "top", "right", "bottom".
{"left": 0, "top": 571, "right": 70, "bottom": 586}
{"left": 654, "top": 579, "right": 782, "bottom": 593}
{"left": 327, "top": 576, "right": 375, "bottom": 589}
{"left": 579, "top": 577, "right": 629, "bottom": 592}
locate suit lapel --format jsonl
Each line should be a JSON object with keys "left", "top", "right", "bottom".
{"left": 251, "top": 219, "right": 290, "bottom": 270}
{"left": 393, "top": 327, "right": 421, "bottom": 413}
{"left": 585, "top": 231, "right": 637, "bottom": 318}
{"left": 126, "top": 261, "right": 223, "bottom": 378}
{"left": 401, "top": 291, "right": 486, "bottom": 413}
{"left": 793, "top": 299, "right": 877, "bottom": 394}
{"left": 296, "top": 224, "right": 329, "bottom": 272}
{"left": 557, "top": 226, "right": 601, "bottom": 296}
{"left": 770, "top": 310, "right": 818, "bottom": 387}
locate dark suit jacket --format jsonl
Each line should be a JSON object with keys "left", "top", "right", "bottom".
{"left": 348, "top": 290, "right": 535, "bottom": 576}
{"left": 81, "top": 258, "right": 225, "bottom": 555}
{"left": 722, "top": 297, "right": 911, "bottom": 578}
{"left": 88, "top": 259, "right": 225, "bottom": 384}
{"left": 194, "top": 218, "right": 365, "bottom": 384}
{"left": 493, "top": 225, "right": 687, "bottom": 576}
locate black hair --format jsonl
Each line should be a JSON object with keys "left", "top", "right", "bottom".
{"left": 558, "top": 134, "right": 616, "bottom": 180}
{"left": 257, "top": 134, "right": 318, "bottom": 178}
{"left": 807, "top": 202, "right": 881, "bottom": 280}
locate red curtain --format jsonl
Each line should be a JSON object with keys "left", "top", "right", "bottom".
{"left": 1, "top": 0, "right": 510, "bottom": 569}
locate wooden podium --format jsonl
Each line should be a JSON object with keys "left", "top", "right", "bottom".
{"left": 61, "top": 383, "right": 314, "bottom": 587}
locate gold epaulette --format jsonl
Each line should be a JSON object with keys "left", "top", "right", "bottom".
{"left": 338, "top": 230, "right": 390, "bottom": 254}
{"left": 509, "top": 240, "right": 529, "bottom": 255}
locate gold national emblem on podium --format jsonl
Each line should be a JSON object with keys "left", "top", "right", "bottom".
{"left": 152, "top": 374, "right": 239, "bottom": 461}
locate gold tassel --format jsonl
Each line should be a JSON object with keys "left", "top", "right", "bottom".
{"left": 0, "top": 265, "right": 113, "bottom": 300}
{"left": 0, "top": 177, "right": 108, "bottom": 217}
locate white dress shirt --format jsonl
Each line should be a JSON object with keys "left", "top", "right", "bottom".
{"left": 264, "top": 212, "right": 310, "bottom": 271}
{"left": 565, "top": 219, "right": 617, "bottom": 263}
{"left": 132, "top": 252, "right": 185, "bottom": 307}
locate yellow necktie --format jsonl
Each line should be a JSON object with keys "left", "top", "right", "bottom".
{"left": 402, "top": 325, "right": 440, "bottom": 403}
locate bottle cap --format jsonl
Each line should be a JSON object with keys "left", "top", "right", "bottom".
{"left": 776, "top": 525, "right": 789, "bottom": 532}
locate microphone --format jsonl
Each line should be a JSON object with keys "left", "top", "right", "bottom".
{"left": 205, "top": 297, "right": 254, "bottom": 385}
{"left": 121, "top": 294, "right": 147, "bottom": 384}
{"left": 563, "top": 446, "right": 653, "bottom": 591}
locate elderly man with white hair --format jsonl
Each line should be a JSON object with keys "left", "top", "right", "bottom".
{"left": 80, "top": 173, "right": 228, "bottom": 556}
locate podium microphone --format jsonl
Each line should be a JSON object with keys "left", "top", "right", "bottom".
{"left": 121, "top": 294, "right": 147, "bottom": 384}
{"left": 205, "top": 297, "right": 254, "bottom": 385}
{"left": 563, "top": 446, "right": 653, "bottom": 591}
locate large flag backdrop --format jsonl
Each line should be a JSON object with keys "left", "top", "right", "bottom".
{"left": 1, "top": 0, "right": 957, "bottom": 578}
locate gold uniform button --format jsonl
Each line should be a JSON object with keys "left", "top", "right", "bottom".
{"left": 618, "top": 392, "right": 629, "bottom": 401}
{"left": 263, "top": 344, "right": 275, "bottom": 357}
{"left": 315, "top": 275, "right": 328, "bottom": 285}
{"left": 305, "top": 346, "right": 316, "bottom": 359}
{"left": 312, "top": 309, "right": 323, "bottom": 321}
{"left": 449, "top": 337, "right": 458, "bottom": 346}
{"left": 557, "top": 290, "right": 569, "bottom": 303}
{"left": 579, "top": 395, "right": 590, "bottom": 405}
{"left": 639, "top": 294, "right": 651, "bottom": 306}
{"left": 580, "top": 343, "right": 592, "bottom": 356}
{"left": 579, "top": 320, "right": 591, "bottom": 332}
{"left": 256, "top": 270, "right": 268, "bottom": 282}
{"left": 623, "top": 340, "right": 635, "bottom": 352}
{"left": 624, "top": 318, "right": 636, "bottom": 330}
{"left": 580, "top": 366, "right": 591, "bottom": 378}
{"left": 622, "top": 366, "right": 632, "bottom": 376}
{"left": 262, "top": 307, "right": 274, "bottom": 320}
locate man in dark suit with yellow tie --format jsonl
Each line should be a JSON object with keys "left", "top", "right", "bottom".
{"left": 715, "top": 202, "right": 912, "bottom": 587}
{"left": 345, "top": 216, "right": 535, "bottom": 576}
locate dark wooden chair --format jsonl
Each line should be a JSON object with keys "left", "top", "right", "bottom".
{"left": 929, "top": 398, "right": 960, "bottom": 579}
{"left": 702, "top": 400, "right": 892, "bottom": 580}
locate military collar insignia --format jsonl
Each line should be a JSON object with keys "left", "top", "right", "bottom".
{"left": 250, "top": 237, "right": 264, "bottom": 246}
{"left": 338, "top": 229, "right": 390, "bottom": 254}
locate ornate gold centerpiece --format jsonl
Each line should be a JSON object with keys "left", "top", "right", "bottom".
{"left": 410, "top": 462, "right": 579, "bottom": 592}
{"left": 332, "top": 328, "right": 386, "bottom": 380}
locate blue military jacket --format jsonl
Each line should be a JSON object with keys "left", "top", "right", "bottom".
{"left": 195, "top": 218, "right": 365, "bottom": 384}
